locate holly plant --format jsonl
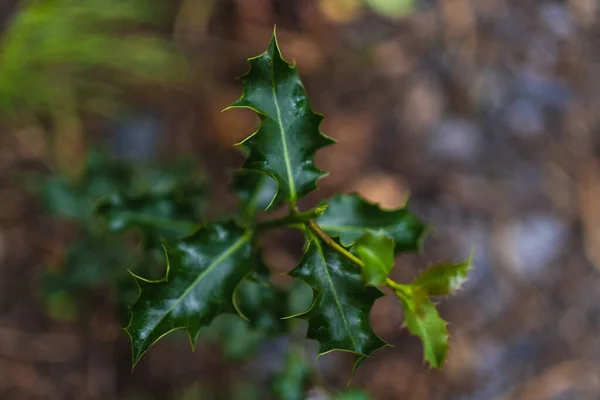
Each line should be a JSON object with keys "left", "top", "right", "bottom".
{"left": 99, "top": 29, "right": 472, "bottom": 393}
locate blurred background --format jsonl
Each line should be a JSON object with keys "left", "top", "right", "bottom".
{"left": 1, "top": 0, "right": 600, "bottom": 399}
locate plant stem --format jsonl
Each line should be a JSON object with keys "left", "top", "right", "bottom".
{"left": 386, "top": 278, "right": 412, "bottom": 298}
{"left": 306, "top": 220, "right": 363, "bottom": 267}
{"left": 256, "top": 205, "right": 327, "bottom": 231}
{"left": 307, "top": 220, "right": 411, "bottom": 297}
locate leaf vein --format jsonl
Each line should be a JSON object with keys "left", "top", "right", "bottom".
{"left": 270, "top": 55, "right": 296, "bottom": 202}
{"left": 142, "top": 233, "right": 250, "bottom": 338}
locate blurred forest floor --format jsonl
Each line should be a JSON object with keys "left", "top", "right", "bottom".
{"left": 2, "top": 0, "right": 600, "bottom": 399}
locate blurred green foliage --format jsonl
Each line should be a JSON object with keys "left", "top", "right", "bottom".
{"left": 0, "top": 0, "right": 187, "bottom": 119}
{"left": 38, "top": 150, "right": 206, "bottom": 322}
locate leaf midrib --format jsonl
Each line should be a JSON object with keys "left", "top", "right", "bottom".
{"left": 411, "top": 311, "right": 438, "bottom": 363}
{"left": 406, "top": 300, "right": 446, "bottom": 366}
{"left": 270, "top": 56, "right": 296, "bottom": 202}
{"left": 144, "top": 233, "right": 250, "bottom": 338}
{"left": 314, "top": 239, "right": 357, "bottom": 351}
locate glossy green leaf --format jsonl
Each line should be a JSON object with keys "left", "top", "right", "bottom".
{"left": 125, "top": 222, "right": 252, "bottom": 366}
{"left": 317, "top": 194, "right": 427, "bottom": 253}
{"left": 233, "top": 169, "right": 279, "bottom": 216}
{"left": 96, "top": 193, "right": 200, "bottom": 239}
{"left": 398, "top": 288, "right": 448, "bottom": 368}
{"left": 353, "top": 231, "right": 395, "bottom": 286}
{"left": 227, "top": 30, "right": 335, "bottom": 207}
{"left": 289, "top": 233, "right": 387, "bottom": 367}
{"left": 413, "top": 256, "right": 473, "bottom": 297}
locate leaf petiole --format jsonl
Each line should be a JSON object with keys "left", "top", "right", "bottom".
{"left": 307, "top": 220, "right": 363, "bottom": 267}
{"left": 386, "top": 278, "right": 412, "bottom": 299}
{"left": 307, "top": 220, "right": 413, "bottom": 298}
{"left": 255, "top": 205, "right": 328, "bottom": 231}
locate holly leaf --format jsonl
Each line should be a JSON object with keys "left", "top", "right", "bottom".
{"left": 397, "top": 288, "right": 448, "bottom": 368}
{"left": 233, "top": 169, "right": 279, "bottom": 216}
{"left": 317, "top": 194, "right": 427, "bottom": 253}
{"left": 289, "top": 233, "right": 387, "bottom": 368}
{"left": 413, "top": 255, "right": 473, "bottom": 297}
{"left": 353, "top": 231, "right": 395, "bottom": 286}
{"left": 96, "top": 193, "right": 200, "bottom": 240}
{"left": 124, "top": 222, "right": 252, "bottom": 366}
{"left": 226, "top": 29, "right": 335, "bottom": 207}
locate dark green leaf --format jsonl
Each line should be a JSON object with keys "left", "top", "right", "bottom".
{"left": 317, "top": 193, "right": 427, "bottom": 253}
{"left": 227, "top": 30, "right": 335, "bottom": 207}
{"left": 353, "top": 231, "right": 395, "bottom": 286}
{"left": 233, "top": 169, "right": 279, "bottom": 216}
{"left": 96, "top": 193, "right": 200, "bottom": 239}
{"left": 397, "top": 288, "right": 448, "bottom": 368}
{"left": 289, "top": 233, "right": 387, "bottom": 367}
{"left": 124, "top": 222, "right": 252, "bottom": 366}
{"left": 413, "top": 255, "right": 473, "bottom": 297}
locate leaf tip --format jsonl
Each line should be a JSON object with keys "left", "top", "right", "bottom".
{"left": 314, "top": 204, "right": 329, "bottom": 217}
{"left": 232, "top": 275, "right": 251, "bottom": 322}
{"left": 186, "top": 329, "right": 199, "bottom": 352}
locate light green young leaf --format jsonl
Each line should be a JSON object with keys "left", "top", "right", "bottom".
{"left": 226, "top": 29, "right": 335, "bottom": 207}
{"left": 397, "top": 288, "right": 448, "bottom": 368}
{"left": 353, "top": 231, "right": 395, "bottom": 286}
{"left": 317, "top": 193, "right": 427, "bottom": 253}
{"left": 125, "top": 222, "right": 252, "bottom": 366}
{"left": 288, "top": 233, "right": 387, "bottom": 370}
{"left": 413, "top": 255, "right": 473, "bottom": 297}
